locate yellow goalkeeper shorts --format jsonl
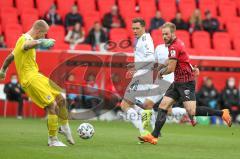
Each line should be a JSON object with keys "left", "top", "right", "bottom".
{"left": 24, "top": 74, "right": 61, "bottom": 108}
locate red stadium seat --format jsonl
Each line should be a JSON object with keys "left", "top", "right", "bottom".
{"left": 97, "top": 0, "right": 116, "bottom": 18}
{"left": 0, "top": 0, "right": 14, "bottom": 9}
{"left": 218, "top": 0, "right": 237, "bottom": 20}
{"left": 158, "top": 0, "right": 177, "bottom": 21}
{"left": 151, "top": 29, "right": 164, "bottom": 46}
{"left": 178, "top": 0, "right": 196, "bottom": 21}
{"left": 138, "top": 0, "right": 156, "bottom": 20}
{"left": 123, "top": 12, "right": 141, "bottom": 33}
{"left": 192, "top": 31, "right": 211, "bottom": 50}
{"left": 4, "top": 24, "right": 23, "bottom": 34}
{"left": 199, "top": 0, "right": 217, "bottom": 18}
{"left": 197, "top": 48, "right": 217, "bottom": 56}
{"left": 5, "top": 24, "right": 23, "bottom": 48}
{"left": 48, "top": 25, "right": 65, "bottom": 42}
{"left": 36, "top": 0, "right": 54, "bottom": 17}
{"left": 77, "top": 0, "right": 96, "bottom": 14}
{"left": 118, "top": 0, "right": 136, "bottom": 18}
{"left": 52, "top": 41, "right": 70, "bottom": 50}
{"left": 82, "top": 11, "right": 100, "bottom": 32}
{"left": 1, "top": 7, "right": 19, "bottom": 31}
{"left": 20, "top": 8, "right": 39, "bottom": 16}
{"left": 74, "top": 44, "right": 92, "bottom": 50}
{"left": 186, "top": 48, "right": 199, "bottom": 56}
{"left": 216, "top": 16, "right": 225, "bottom": 30}
{"left": 236, "top": 0, "right": 240, "bottom": 14}
{"left": 233, "top": 36, "right": 240, "bottom": 51}
{"left": 225, "top": 17, "right": 240, "bottom": 39}
{"left": 16, "top": 0, "right": 34, "bottom": 14}
{"left": 109, "top": 28, "right": 129, "bottom": 40}
{"left": 109, "top": 28, "right": 130, "bottom": 53}
{"left": 175, "top": 30, "right": 191, "bottom": 48}
{"left": 223, "top": 50, "right": 239, "bottom": 57}
{"left": 56, "top": 0, "right": 75, "bottom": 18}
{"left": 139, "top": 0, "right": 156, "bottom": 30}
{"left": 213, "top": 32, "right": 232, "bottom": 51}
{"left": 21, "top": 13, "right": 39, "bottom": 32}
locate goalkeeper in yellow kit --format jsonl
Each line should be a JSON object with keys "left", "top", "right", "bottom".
{"left": 0, "top": 20, "right": 74, "bottom": 147}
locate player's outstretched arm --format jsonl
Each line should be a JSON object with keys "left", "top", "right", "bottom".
{"left": 0, "top": 53, "right": 14, "bottom": 80}
{"left": 22, "top": 39, "right": 41, "bottom": 51}
{"left": 22, "top": 39, "right": 55, "bottom": 51}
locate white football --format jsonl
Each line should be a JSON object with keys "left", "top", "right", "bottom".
{"left": 77, "top": 123, "right": 95, "bottom": 139}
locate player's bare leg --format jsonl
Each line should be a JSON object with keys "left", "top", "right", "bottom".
{"left": 55, "top": 94, "right": 75, "bottom": 145}
{"left": 45, "top": 101, "right": 66, "bottom": 147}
{"left": 183, "top": 101, "right": 232, "bottom": 127}
{"left": 182, "top": 101, "right": 197, "bottom": 126}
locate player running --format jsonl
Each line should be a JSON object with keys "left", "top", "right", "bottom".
{"left": 0, "top": 20, "right": 74, "bottom": 147}
{"left": 135, "top": 44, "right": 193, "bottom": 137}
{"left": 139, "top": 22, "right": 232, "bottom": 145}
{"left": 120, "top": 17, "right": 155, "bottom": 136}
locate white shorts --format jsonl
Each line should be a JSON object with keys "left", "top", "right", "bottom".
{"left": 136, "top": 78, "right": 171, "bottom": 104}
{"left": 123, "top": 72, "right": 153, "bottom": 103}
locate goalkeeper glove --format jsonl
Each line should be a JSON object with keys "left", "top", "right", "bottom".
{"left": 37, "top": 38, "right": 55, "bottom": 48}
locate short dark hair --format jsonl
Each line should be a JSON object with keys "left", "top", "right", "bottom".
{"left": 132, "top": 17, "right": 145, "bottom": 27}
{"left": 162, "top": 22, "right": 176, "bottom": 33}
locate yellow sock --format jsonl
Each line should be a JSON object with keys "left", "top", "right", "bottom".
{"left": 58, "top": 105, "right": 69, "bottom": 125}
{"left": 47, "top": 114, "right": 58, "bottom": 137}
{"left": 59, "top": 118, "right": 68, "bottom": 126}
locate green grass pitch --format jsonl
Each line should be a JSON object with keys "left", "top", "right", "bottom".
{"left": 0, "top": 118, "right": 239, "bottom": 159}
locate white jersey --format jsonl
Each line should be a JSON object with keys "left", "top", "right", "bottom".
{"left": 136, "top": 44, "right": 174, "bottom": 104}
{"left": 154, "top": 44, "right": 174, "bottom": 83}
{"left": 134, "top": 33, "right": 155, "bottom": 77}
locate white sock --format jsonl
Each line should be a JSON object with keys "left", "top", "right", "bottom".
{"left": 61, "top": 123, "right": 72, "bottom": 134}
{"left": 172, "top": 107, "right": 187, "bottom": 120}
{"left": 133, "top": 105, "right": 144, "bottom": 115}
{"left": 126, "top": 108, "right": 144, "bottom": 133}
{"left": 150, "top": 109, "right": 157, "bottom": 130}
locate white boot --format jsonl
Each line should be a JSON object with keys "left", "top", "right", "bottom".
{"left": 60, "top": 123, "right": 75, "bottom": 145}
{"left": 48, "top": 136, "right": 67, "bottom": 147}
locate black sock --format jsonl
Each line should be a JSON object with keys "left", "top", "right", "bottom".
{"left": 188, "top": 114, "right": 194, "bottom": 121}
{"left": 151, "top": 108, "right": 167, "bottom": 138}
{"left": 195, "top": 106, "right": 223, "bottom": 116}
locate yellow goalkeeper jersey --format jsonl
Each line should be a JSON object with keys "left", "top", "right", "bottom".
{"left": 13, "top": 34, "right": 39, "bottom": 88}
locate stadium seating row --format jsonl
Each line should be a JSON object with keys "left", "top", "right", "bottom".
{"left": 1, "top": 22, "right": 240, "bottom": 55}
{"left": 1, "top": 0, "right": 240, "bottom": 19}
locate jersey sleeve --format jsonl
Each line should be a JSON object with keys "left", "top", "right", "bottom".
{"left": 168, "top": 45, "right": 179, "bottom": 60}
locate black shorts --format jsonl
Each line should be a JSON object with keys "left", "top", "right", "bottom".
{"left": 165, "top": 81, "right": 196, "bottom": 102}
{"left": 152, "top": 97, "right": 184, "bottom": 112}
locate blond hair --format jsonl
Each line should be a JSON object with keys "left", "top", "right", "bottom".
{"left": 162, "top": 22, "right": 176, "bottom": 33}
{"left": 32, "top": 20, "right": 49, "bottom": 30}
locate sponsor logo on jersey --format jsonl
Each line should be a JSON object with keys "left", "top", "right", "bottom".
{"left": 170, "top": 50, "right": 176, "bottom": 57}
{"left": 184, "top": 89, "right": 190, "bottom": 95}
{"left": 46, "top": 95, "right": 51, "bottom": 100}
